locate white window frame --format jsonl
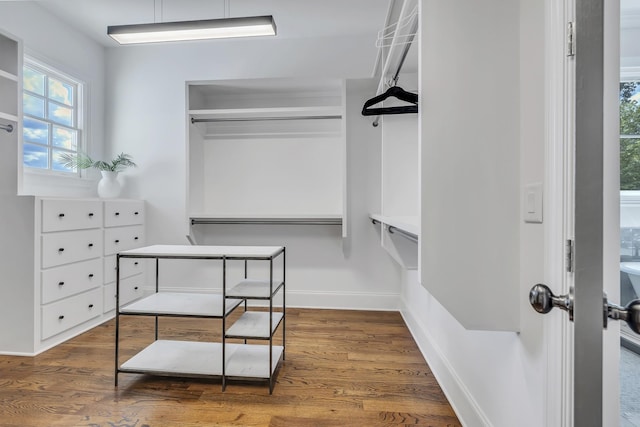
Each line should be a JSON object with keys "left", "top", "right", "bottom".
{"left": 22, "top": 56, "right": 85, "bottom": 177}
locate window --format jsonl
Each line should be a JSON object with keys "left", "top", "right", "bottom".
{"left": 22, "top": 58, "right": 83, "bottom": 174}
{"left": 620, "top": 81, "right": 640, "bottom": 190}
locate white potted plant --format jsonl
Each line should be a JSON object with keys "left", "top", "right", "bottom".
{"left": 59, "top": 152, "right": 137, "bottom": 198}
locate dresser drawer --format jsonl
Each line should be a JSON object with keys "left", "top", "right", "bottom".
{"left": 104, "top": 255, "right": 144, "bottom": 283}
{"left": 41, "top": 199, "right": 102, "bottom": 232}
{"left": 41, "top": 229, "right": 103, "bottom": 268}
{"left": 103, "top": 282, "right": 116, "bottom": 313}
{"left": 104, "top": 225, "right": 144, "bottom": 256}
{"left": 104, "top": 200, "right": 144, "bottom": 227}
{"left": 41, "top": 288, "right": 102, "bottom": 340}
{"left": 108, "top": 275, "right": 145, "bottom": 309}
{"left": 120, "top": 275, "right": 145, "bottom": 307}
{"left": 41, "top": 258, "right": 102, "bottom": 304}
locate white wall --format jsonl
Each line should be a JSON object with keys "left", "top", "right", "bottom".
{"left": 401, "top": 0, "right": 547, "bottom": 425}
{"left": 0, "top": 2, "right": 105, "bottom": 197}
{"left": 105, "top": 37, "right": 402, "bottom": 309}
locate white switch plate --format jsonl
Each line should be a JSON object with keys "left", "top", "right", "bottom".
{"left": 523, "top": 183, "right": 543, "bottom": 223}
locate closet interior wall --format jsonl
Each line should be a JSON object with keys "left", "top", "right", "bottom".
{"left": 177, "top": 78, "right": 400, "bottom": 310}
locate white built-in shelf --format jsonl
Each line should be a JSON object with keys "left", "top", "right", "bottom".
{"left": 190, "top": 213, "right": 343, "bottom": 226}
{"left": 0, "top": 69, "right": 18, "bottom": 82}
{"left": 227, "top": 279, "right": 283, "bottom": 300}
{"left": 226, "top": 312, "right": 284, "bottom": 339}
{"left": 0, "top": 111, "right": 18, "bottom": 122}
{"left": 120, "top": 292, "right": 243, "bottom": 317}
{"left": 189, "top": 106, "right": 343, "bottom": 121}
{"left": 369, "top": 214, "right": 419, "bottom": 239}
{"left": 119, "top": 340, "right": 283, "bottom": 379}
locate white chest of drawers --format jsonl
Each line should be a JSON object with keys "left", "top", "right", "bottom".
{"left": 33, "top": 198, "right": 146, "bottom": 354}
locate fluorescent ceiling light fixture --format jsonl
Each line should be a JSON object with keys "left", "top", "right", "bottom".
{"left": 108, "top": 15, "right": 276, "bottom": 44}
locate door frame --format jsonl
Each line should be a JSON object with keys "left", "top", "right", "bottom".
{"left": 544, "top": 0, "right": 621, "bottom": 425}
{"left": 543, "top": 0, "right": 575, "bottom": 424}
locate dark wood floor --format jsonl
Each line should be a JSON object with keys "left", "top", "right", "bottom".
{"left": 0, "top": 308, "right": 460, "bottom": 427}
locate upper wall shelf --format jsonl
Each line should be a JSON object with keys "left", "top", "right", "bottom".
{"left": 370, "top": 214, "right": 419, "bottom": 239}
{"left": 189, "top": 106, "right": 343, "bottom": 122}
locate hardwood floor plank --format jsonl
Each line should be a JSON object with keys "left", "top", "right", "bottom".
{"left": 0, "top": 308, "right": 460, "bottom": 426}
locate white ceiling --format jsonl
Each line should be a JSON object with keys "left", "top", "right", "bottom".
{"left": 34, "top": 0, "right": 391, "bottom": 48}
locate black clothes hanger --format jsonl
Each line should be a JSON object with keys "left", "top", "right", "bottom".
{"left": 361, "top": 85, "right": 418, "bottom": 116}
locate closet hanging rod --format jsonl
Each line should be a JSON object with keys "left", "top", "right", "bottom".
{"left": 191, "top": 217, "right": 343, "bottom": 226}
{"left": 0, "top": 123, "right": 13, "bottom": 133}
{"left": 388, "top": 225, "right": 418, "bottom": 243}
{"left": 191, "top": 115, "right": 342, "bottom": 124}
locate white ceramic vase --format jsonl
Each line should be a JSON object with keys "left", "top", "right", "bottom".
{"left": 97, "top": 171, "right": 121, "bottom": 198}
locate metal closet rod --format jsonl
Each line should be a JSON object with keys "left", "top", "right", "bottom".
{"left": 388, "top": 225, "right": 418, "bottom": 243}
{"left": 191, "top": 115, "right": 342, "bottom": 124}
{"left": 0, "top": 123, "right": 13, "bottom": 133}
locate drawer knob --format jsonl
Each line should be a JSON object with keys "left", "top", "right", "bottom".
{"left": 88, "top": 212, "right": 94, "bottom": 217}
{"left": 58, "top": 315, "right": 64, "bottom": 320}
{"left": 134, "top": 211, "right": 139, "bottom": 215}
{"left": 58, "top": 248, "right": 64, "bottom": 252}
{"left": 58, "top": 281, "right": 64, "bottom": 286}
{"left": 134, "top": 236, "right": 139, "bottom": 240}
{"left": 88, "top": 243, "right": 94, "bottom": 248}
{"left": 134, "top": 286, "right": 139, "bottom": 290}
{"left": 88, "top": 304, "right": 94, "bottom": 309}
{"left": 134, "top": 262, "right": 139, "bottom": 265}
{"left": 58, "top": 213, "right": 65, "bottom": 218}
{"left": 88, "top": 274, "right": 94, "bottom": 278}
{"left": 115, "top": 239, "right": 120, "bottom": 244}
{"left": 115, "top": 212, "right": 120, "bottom": 216}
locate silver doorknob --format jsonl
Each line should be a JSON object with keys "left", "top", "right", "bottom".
{"left": 529, "top": 284, "right": 573, "bottom": 319}
{"left": 606, "top": 299, "right": 640, "bottom": 334}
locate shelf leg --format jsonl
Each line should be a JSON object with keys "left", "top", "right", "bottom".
{"left": 222, "top": 256, "right": 227, "bottom": 392}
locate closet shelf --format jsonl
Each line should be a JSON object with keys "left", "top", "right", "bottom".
{"left": 0, "top": 112, "right": 18, "bottom": 123}
{"left": 190, "top": 214, "right": 343, "bottom": 226}
{"left": 189, "top": 106, "right": 343, "bottom": 122}
{"left": 0, "top": 69, "right": 18, "bottom": 82}
{"left": 369, "top": 214, "right": 419, "bottom": 238}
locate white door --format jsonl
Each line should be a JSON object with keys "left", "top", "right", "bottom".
{"left": 530, "top": 0, "right": 640, "bottom": 425}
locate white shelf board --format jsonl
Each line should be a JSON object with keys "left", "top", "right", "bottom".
{"left": 118, "top": 244, "right": 284, "bottom": 259}
{"left": 369, "top": 213, "right": 420, "bottom": 237}
{"left": 0, "top": 69, "right": 18, "bottom": 82}
{"left": 226, "top": 343, "right": 284, "bottom": 378}
{"left": 189, "top": 105, "right": 342, "bottom": 120}
{"left": 226, "top": 312, "right": 284, "bottom": 339}
{"left": 227, "top": 279, "right": 282, "bottom": 299}
{"left": 119, "top": 340, "right": 283, "bottom": 379}
{"left": 0, "top": 111, "right": 18, "bottom": 123}
{"left": 120, "top": 292, "right": 242, "bottom": 317}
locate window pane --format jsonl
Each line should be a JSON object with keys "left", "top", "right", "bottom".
{"left": 52, "top": 126, "right": 77, "bottom": 150}
{"left": 23, "top": 117, "right": 48, "bottom": 144}
{"left": 52, "top": 149, "right": 75, "bottom": 173}
{"left": 23, "top": 143, "right": 48, "bottom": 169}
{"left": 620, "top": 81, "right": 640, "bottom": 136}
{"left": 621, "top": 138, "right": 640, "bottom": 190}
{"left": 48, "top": 77, "right": 73, "bottom": 106}
{"left": 23, "top": 93, "right": 45, "bottom": 118}
{"left": 23, "top": 67, "right": 45, "bottom": 95}
{"left": 48, "top": 102, "right": 73, "bottom": 127}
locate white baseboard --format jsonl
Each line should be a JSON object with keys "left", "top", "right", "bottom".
{"left": 399, "top": 298, "right": 491, "bottom": 427}
{"left": 151, "top": 286, "right": 400, "bottom": 311}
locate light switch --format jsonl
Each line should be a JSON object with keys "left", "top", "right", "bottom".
{"left": 523, "top": 183, "right": 543, "bottom": 223}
